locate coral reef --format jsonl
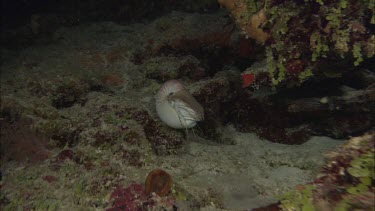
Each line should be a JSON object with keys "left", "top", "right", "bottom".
{"left": 279, "top": 130, "right": 375, "bottom": 210}
{"left": 219, "top": 0, "right": 374, "bottom": 86}
{"left": 1, "top": 5, "right": 373, "bottom": 210}
{"left": 230, "top": 61, "right": 375, "bottom": 142}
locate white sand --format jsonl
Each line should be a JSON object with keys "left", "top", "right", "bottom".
{"left": 158, "top": 126, "right": 342, "bottom": 209}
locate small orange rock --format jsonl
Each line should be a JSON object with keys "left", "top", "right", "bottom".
{"left": 145, "top": 169, "right": 172, "bottom": 197}
{"left": 242, "top": 73, "right": 255, "bottom": 88}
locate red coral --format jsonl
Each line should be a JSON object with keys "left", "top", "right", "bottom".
{"left": 242, "top": 73, "right": 255, "bottom": 88}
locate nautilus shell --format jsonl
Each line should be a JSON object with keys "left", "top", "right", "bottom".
{"left": 155, "top": 80, "right": 204, "bottom": 129}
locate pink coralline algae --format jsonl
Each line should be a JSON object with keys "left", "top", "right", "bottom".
{"left": 107, "top": 182, "right": 175, "bottom": 211}
{"left": 107, "top": 183, "right": 148, "bottom": 211}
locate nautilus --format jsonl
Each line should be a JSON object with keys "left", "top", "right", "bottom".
{"left": 155, "top": 80, "right": 204, "bottom": 129}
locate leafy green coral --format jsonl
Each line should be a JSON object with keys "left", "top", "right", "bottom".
{"left": 298, "top": 69, "right": 313, "bottom": 83}
{"left": 245, "top": 0, "right": 261, "bottom": 17}
{"left": 279, "top": 148, "right": 374, "bottom": 210}
{"left": 310, "top": 32, "right": 329, "bottom": 62}
{"left": 331, "top": 150, "right": 375, "bottom": 210}
{"left": 365, "top": 0, "right": 375, "bottom": 23}
{"left": 352, "top": 43, "right": 364, "bottom": 66}
{"left": 365, "top": 35, "right": 375, "bottom": 57}
{"left": 279, "top": 185, "right": 316, "bottom": 211}
{"left": 346, "top": 151, "right": 374, "bottom": 195}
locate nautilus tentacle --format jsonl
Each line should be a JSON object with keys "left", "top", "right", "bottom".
{"left": 155, "top": 80, "right": 204, "bottom": 129}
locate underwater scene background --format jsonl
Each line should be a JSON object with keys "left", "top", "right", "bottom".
{"left": 1, "top": 0, "right": 374, "bottom": 210}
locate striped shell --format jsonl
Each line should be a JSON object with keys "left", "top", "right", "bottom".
{"left": 155, "top": 80, "right": 204, "bottom": 129}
